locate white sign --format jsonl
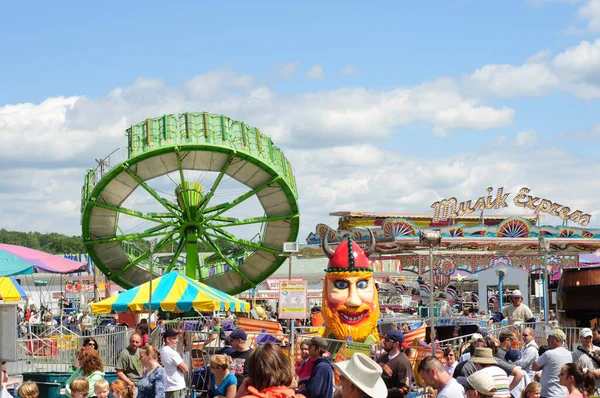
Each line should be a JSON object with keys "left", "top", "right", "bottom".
{"left": 278, "top": 280, "right": 308, "bottom": 319}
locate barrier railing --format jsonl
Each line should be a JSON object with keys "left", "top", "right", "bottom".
{"left": 7, "top": 326, "right": 129, "bottom": 378}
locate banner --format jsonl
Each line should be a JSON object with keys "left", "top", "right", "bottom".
{"left": 278, "top": 280, "right": 308, "bottom": 319}
{"left": 65, "top": 278, "right": 106, "bottom": 300}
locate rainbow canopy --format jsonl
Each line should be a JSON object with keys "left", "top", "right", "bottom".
{"left": 0, "top": 276, "right": 27, "bottom": 302}
{"left": 0, "top": 244, "right": 87, "bottom": 275}
{"left": 92, "top": 272, "right": 250, "bottom": 314}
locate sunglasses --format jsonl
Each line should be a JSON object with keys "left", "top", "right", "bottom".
{"left": 86, "top": 342, "right": 97, "bottom": 348}
{"left": 522, "top": 334, "right": 530, "bottom": 337}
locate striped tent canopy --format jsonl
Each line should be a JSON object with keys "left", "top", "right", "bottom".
{"left": 92, "top": 272, "right": 250, "bottom": 314}
{"left": 0, "top": 276, "right": 27, "bottom": 302}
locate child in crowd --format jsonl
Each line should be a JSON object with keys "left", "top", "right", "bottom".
{"left": 93, "top": 379, "right": 110, "bottom": 398}
{"left": 109, "top": 380, "right": 134, "bottom": 398}
{"left": 17, "top": 381, "right": 39, "bottom": 398}
{"left": 70, "top": 377, "right": 90, "bottom": 398}
{"left": 520, "top": 381, "right": 541, "bottom": 398}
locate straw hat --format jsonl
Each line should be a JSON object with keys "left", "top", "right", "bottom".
{"left": 469, "top": 347, "right": 498, "bottom": 365}
{"left": 333, "top": 353, "right": 388, "bottom": 398}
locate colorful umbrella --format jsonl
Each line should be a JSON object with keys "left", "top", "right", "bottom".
{"left": 0, "top": 244, "right": 87, "bottom": 275}
{"left": 91, "top": 271, "right": 250, "bottom": 314}
{"left": 0, "top": 276, "right": 27, "bottom": 302}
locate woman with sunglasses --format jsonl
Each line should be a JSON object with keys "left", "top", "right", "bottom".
{"left": 208, "top": 354, "right": 236, "bottom": 398}
{"left": 83, "top": 337, "right": 99, "bottom": 351}
{"left": 558, "top": 362, "right": 596, "bottom": 398}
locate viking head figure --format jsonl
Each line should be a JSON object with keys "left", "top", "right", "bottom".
{"left": 321, "top": 229, "right": 380, "bottom": 342}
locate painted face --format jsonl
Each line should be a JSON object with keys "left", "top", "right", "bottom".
{"left": 322, "top": 271, "right": 380, "bottom": 342}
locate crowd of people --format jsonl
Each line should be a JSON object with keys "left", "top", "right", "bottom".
{"left": 12, "top": 304, "right": 600, "bottom": 398}
{"left": 416, "top": 325, "right": 600, "bottom": 398}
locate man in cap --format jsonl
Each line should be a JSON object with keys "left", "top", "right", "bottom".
{"left": 520, "top": 327, "right": 539, "bottom": 379}
{"left": 224, "top": 328, "right": 253, "bottom": 387}
{"left": 463, "top": 369, "right": 497, "bottom": 398}
{"left": 298, "top": 336, "right": 333, "bottom": 398}
{"left": 418, "top": 356, "right": 465, "bottom": 398}
{"left": 333, "top": 352, "right": 388, "bottom": 398}
{"left": 159, "top": 329, "right": 189, "bottom": 398}
{"left": 572, "top": 327, "right": 600, "bottom": 392}
{"left": 376, "top": 330, "right": 412, "bottom": 397}
{"left": 532, "top": 328, "right": 572, "bottom": 398}
{"left": 487, "top": 290, "right": 535, "bottom": 326}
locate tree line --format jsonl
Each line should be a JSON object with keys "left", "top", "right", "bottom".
{"left": 0, "top": 228, "right": 243, "bottom": 255}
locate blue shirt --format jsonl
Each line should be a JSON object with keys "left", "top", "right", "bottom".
{"left": 137, "top": 366, "right": 166, "bottom": 398}
{"left": 210, "top": 371, "right": 237, "bottom": 397}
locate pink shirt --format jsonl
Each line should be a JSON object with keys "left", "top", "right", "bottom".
{"left": 295, "top": 357, "right": 313, "bottom": 382}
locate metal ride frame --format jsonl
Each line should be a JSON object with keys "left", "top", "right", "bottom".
{"left": 81, "top": 112, "right": 300, "bottom": 295}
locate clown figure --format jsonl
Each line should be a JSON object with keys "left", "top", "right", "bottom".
{"left": 321, "top": 231, "right": 380, "bottom": 344}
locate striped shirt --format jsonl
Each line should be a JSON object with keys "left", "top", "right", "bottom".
{"left": 482, "top": 365, "right": 510, "bottom": 398}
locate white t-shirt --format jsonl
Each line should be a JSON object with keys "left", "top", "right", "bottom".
{"left": 572, "top": 345, "right": 600, "bottom": 390}
{"left": 437, "top": 378, "right": 465, "bottom": 398}
{"left": 535, "top": 346, "right": 572, "bottom": 398}
{"left": 159, "top": 345, "right": 186, "bottom": 391}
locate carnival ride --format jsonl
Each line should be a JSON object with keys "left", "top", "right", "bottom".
{"left": 81, "top": 112, "right": 299, "bottom": 295}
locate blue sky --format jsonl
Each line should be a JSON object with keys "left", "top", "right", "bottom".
{"left": 2, "top": 0, "right": 600, "bottom": 241}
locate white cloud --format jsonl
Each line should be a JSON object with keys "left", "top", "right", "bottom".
{"left": 576, "top": 0, "right": 600, "bottom": 33}
{"left": 466, "top": 63, "right": 559, "bottom": 97}
{"left": 275, "top": 62, "right": 299, "bottom": 78}
{"left": 306, "top": 64, "right": 325, "bottom": 80}
{"left": 513, "top": 130, "right": 538, "bottom": 147}
{"left": 340, "top": 65, "right": 359, "bottom": 76}
{"left": 552, "top": 39, "right": 600, "bottom": 82}
{"left": 527, "top": 49, "right": 553, "bottom": 63}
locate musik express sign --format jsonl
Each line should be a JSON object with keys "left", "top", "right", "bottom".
{"left": 430, "top": 187, "right": 591, "bottom": 226}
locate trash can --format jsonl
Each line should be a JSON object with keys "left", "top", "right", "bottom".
{"left": 21, "top": 371, "right": 118, "bottom": 398}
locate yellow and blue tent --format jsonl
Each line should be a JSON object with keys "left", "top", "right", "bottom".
{"left": 0, "top": 276, "right": 27, "bottom": 302}
{"left": 92, "top": 272, "right": 249, "bottom": 314}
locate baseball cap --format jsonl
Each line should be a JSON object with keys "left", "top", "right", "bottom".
{"left": 581, "top": 328, "right": 593, "bottom": 338}
{"left": 384, "top": 330, "right": 405, "bottom": 343}
{"left": 224, "top": 328, "right": 247, "bottom": 341}
{"left": 469, "top": 333, "right": 483, "bottom": 343}
{"left": 511, "top": 289, "right": 522, "bottom": 298}
{"left": 504, "top": 349, "right": 523, "bottom": 364}
{"left": 310, "top": 337, "right": 328, "bottom": 350}
{"left": 460, "top": 370, "right": 497, "bottom": 396}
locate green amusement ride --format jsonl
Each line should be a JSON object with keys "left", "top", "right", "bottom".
{"left": 81, "top": 112, "right": 300, "bottom": 295}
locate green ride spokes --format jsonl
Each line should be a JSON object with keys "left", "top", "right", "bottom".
{"left": 81, "top": 112, "right": 300, "bottom": 295}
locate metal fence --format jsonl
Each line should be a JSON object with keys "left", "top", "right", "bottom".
{"left": 7, "top": 325, "right": 129, "bottom": 378}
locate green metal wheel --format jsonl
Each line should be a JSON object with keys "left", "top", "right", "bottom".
{"left": 81, "top": 112, "right": 300, "bottom": 295}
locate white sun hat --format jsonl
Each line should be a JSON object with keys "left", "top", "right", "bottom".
{"left": 333, "top": 352, "right": 388, "bottom": 398}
